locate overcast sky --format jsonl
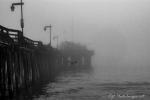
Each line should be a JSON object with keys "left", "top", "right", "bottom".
{"left": 1, "top": 0, "right": 150, "bottom": 82}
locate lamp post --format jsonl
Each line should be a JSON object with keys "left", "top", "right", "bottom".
{"left": 44, "top": 25, "right": 52, "bottom": 46}
{"left": 11, "top": 0, "right": 24, "bottom": 35}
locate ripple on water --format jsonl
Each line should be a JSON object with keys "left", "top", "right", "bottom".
{"left": 32, "top": 72, "right": 150, "bottom": 100}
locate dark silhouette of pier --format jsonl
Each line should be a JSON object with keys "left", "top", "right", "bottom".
{"left": 0, "top": 25, "right": 94, "bottom": 99}
{"left": 0, "top": 25, "right": 61, "bottom": 97}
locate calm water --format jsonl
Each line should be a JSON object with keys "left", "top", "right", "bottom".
{"left": 27, "top": 70, "right": 150, "bottom": 100}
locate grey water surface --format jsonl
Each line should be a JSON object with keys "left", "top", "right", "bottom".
{"left": 31, "top": 71, "right": 150, "bottom": 100}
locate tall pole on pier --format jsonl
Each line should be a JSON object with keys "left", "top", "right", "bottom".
{"left": 44, "top": 25, "right": 52, "bottom": 46}
{"left": 11, "top": 0, "right": 24, "bottom": 35}
{"left": 20, "top": 0, "right": 24, "bottom": 34}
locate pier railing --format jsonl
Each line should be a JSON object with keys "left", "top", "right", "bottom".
{"left": 0, "top": 25, "right": 43, "bottom": 48}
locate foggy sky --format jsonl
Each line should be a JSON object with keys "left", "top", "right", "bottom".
{"left": 0, "top": 0, "right": 150, "bottom": 82}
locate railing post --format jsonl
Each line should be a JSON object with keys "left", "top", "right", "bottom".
{"left": 18, "top": 31, "right": 23, "bottom": 46}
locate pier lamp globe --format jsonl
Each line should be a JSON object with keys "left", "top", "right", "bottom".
{"left": 44, "top": 26, "right": 47, "bottom": 31}
{"left": 11, "top": 5, "right": 15, "bottom": 11}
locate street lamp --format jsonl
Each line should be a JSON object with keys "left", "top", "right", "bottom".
{"left": 44, "top": 25, "right": 52, "bottom": 46}
{"left": 11, "top": 0, "right": 24, "bottom": 35}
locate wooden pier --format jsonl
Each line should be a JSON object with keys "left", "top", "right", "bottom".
{"left": 0, "top": 25, "right": 60, "bottom": 97}
{"left": 0, "top": 25, "right": 94, "bottom": 98}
